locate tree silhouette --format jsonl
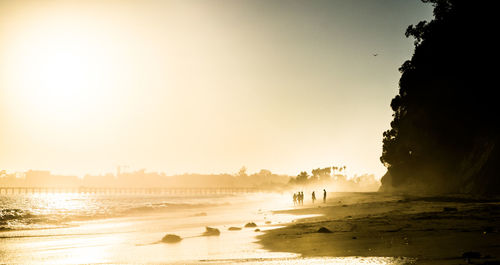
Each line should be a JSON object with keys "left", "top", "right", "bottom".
{"left": 296, "top": 171, "right": 309, "bottom": 184}
{"left": 332, "top": 166, "right": 338, "bottom": 175}
{"left": 238, "top": 166, "right": 248, "bottom": 178}
{"left": 380, "top": 0, "right": 499, "bottom": 194}
{"left": 311, "top": 168, "right": 321, "bottom": 181}
{"left": 320, "top": 167, "right": 332, "bottom": 182}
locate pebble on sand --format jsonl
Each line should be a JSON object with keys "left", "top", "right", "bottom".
{"left": 203, "top": 227, "right": 220, "bottom": 236}
{"left": 161, "top": 234, "right": 182, "bottom": 243}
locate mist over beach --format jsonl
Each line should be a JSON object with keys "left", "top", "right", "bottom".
{"left": 2, "top": 0, "right": 500, "bottom": 264}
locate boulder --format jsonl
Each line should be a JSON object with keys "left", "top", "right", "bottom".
{"left": 161, "top": 234, "right": 182, "bottom": 243}
{"left": 317, "top": 227, "right": 332, "bottom": 233}
{"left": 245, "top": 222, "right": 257, "bottom": 228}
{"left": 202, "top": 226, "right": 220, "bottom": 236}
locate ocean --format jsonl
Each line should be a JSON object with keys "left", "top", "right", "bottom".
{"left": 0, "top": 192, "right": 302, "bottom": 264}
{"left": 0, "top": 192, "right": 414, "bottom": 264}
{"left": 0, "top": 193, "right": 248, "bottom": 231}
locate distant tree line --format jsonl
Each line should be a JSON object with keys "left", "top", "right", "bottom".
{"left": 288, "top": 166, "right": 380, "bottom": 192}
{"left": 1, "top": 166, "right": 379, "bottom": 191}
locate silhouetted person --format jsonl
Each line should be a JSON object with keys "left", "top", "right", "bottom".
{"left": 293, "top": 193, "right": 297, "bottom": 206}
{"left": 323, "top": 189, "right": 327, "bottom": 203}
{"left": 312, "top": 191, "right": 316, "bottom": 204}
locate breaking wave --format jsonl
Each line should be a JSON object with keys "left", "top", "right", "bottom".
{"left": 0, "top": 194, "right": 231, "bottom": 231}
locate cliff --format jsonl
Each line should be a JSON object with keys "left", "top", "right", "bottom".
{"left": 379, "top": 0, "right": 499, "bottom": 194}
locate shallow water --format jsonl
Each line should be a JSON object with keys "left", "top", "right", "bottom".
{"left": 0, "top": 193, "right": 239, "bottom": 230}
{"left": 0, "top": 192, "right": 412, "bottom": 264}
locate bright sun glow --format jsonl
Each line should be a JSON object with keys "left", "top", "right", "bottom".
{"left": 0, "top": 0, "right": 416, "bottom": 177}
{"left": 2, "top": 7, "right": 117, "bottom": 124}
{"left": 31, "top": 48, "right": 97, "bottom": 117}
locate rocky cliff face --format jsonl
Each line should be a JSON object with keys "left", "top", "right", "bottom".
{"left": 380, "top": 137, "right": 500, "bottom": 194}
{"left": 459, "top": 138, "right": 500, "bottom": 194}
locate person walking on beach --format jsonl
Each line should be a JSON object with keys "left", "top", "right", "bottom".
{"left": 299, "top": 191, "right": 303, "bottom": 205}
{"left": 293, "top": 193, "right": 297, "bottom": 206}
{"left": 312, "top": 191, "right": 316, "bottom": 204}
{"left": 323, "top": 189, "right": 327, "bottom": 203}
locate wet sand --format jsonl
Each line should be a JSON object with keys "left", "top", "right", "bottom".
{"left": 258, "top": 192, "right": 500, "bottom": 265}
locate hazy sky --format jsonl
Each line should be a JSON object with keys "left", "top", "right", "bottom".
{"left": 0, "top": 0, "right": 433, "bottom": 178}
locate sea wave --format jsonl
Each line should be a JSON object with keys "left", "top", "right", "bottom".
{"left": 0, "top": 194, "right": 230, "bottom": 231}
{"left": 0, "top": 208, "right": 52, "bottom": 231}
{"left": 1, "top": 208, "right": 34, "bottom": 222}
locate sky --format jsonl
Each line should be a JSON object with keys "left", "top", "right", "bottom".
{"left": 0, "top": 0, "right": 433, "bottom": 178}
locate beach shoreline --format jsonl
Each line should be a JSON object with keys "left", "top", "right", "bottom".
{"left": 0, "top": 193, "right": 304, "bottom": 264}
{"left": 3, "top": 192, "right": 499, "bottom": 264}
{"left": 257, "top": 192, "right": 500, "bottom": 265}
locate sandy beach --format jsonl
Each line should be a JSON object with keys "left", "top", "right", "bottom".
{"left": 258, "top": 192, "right": 500, "bottom": 265}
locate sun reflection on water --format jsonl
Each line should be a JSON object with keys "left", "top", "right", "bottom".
{"left": 29, "top": 193, "right": 88, "bottom": 216}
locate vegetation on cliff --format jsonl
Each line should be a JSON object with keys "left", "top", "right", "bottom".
{"left": 380, "top": 0, "right": 499, "bottom": 193}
